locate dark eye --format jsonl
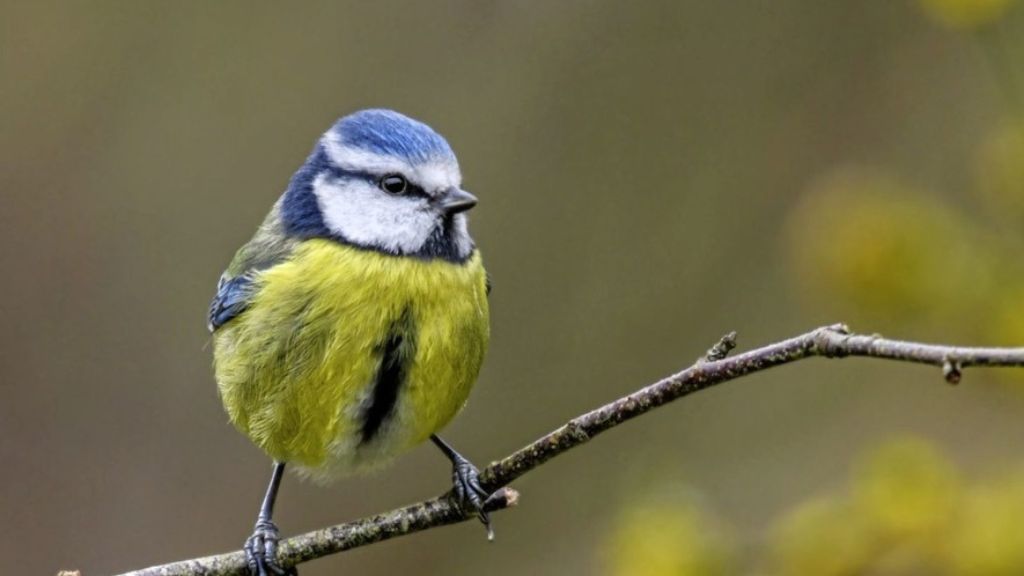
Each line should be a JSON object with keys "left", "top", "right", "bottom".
{"left": 379, "top": 175, "right": 408, "bottom": 195}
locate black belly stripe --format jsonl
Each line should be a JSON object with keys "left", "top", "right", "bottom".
{"left": 360, "top": 310, "right": 414, "bottom": 444}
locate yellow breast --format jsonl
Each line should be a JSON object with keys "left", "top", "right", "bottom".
{"left": 213, "top": 239, "right": 489, "bottom": 480}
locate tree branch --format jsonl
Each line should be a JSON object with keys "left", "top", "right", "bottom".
{"left": 114, "top": 324, "right": 1024, "bottom": 576}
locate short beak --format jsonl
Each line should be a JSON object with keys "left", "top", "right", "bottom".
{"left": 436, "top": 188, "right": 478, "bottom": 215}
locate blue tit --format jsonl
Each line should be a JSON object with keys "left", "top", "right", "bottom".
{"left": 208, "top": 109, "right": 493, "bottom": 576}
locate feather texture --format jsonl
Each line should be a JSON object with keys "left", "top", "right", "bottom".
{"left": 212, "top": 239, "right": 489, "bottom": 482}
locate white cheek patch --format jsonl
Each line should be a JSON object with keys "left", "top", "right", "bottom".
{"left": 312, "top": 175, "right": 439, "bottom": 254}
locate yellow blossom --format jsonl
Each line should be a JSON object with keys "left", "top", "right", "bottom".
{"left": 853, "top": 437, "right": 959, "bottom": 542}
{"left": 604, "top": 491, "right": 733, "bottom": 576}
{"left": 948, "top": 469, "right": 1024, "bottom": 575}
{"left": 771, "top": 496, "right": 872, "bottom": 576}
{"left": 787, "top": 168, "right": 994, "bottom": 335}
{"left": 975, "top": 121, "right": 1024, "bottom": 222}
{"left": 918, "top": 0, "right": 1019, "bottom": 29}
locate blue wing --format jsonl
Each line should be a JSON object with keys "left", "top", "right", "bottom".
{"left": 208, "top": 273, "right": 256, "bottom": 332}
{"left": 208, "top": 206, "right": 298, "bottom": 333}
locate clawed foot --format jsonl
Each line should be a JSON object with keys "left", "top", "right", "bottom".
{"left": 245, "top": 518, "right": 296, "bottom": 576}
{"left": 449, "top": 453, "right": 495, "bottom": 540}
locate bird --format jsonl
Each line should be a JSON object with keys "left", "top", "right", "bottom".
{"left": 208, "top": 109, "right": 493, "bottom": 576}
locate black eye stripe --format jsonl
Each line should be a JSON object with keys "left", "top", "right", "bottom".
{"left": 322, "top": 167, "right": 430, "bottom": 199}
{"left": 377, "top": 174, "right": 432, "bottom": 199}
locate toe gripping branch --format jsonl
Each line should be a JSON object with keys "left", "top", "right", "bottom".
{"left": 245, "top": 518, "right": 295, "bottom": 576}
{"left": 431, "top": 435, "right": 496, "bottom": 540}
{"left": 245, "top": 462, "right": 297, "bottom": 576}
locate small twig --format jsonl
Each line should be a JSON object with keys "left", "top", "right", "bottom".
{"left": 943, "top": 357, "right": 963, "bottom": 385}
{"left": 702, "top": 331, "right": 738, "bottom": 362}
{"left": 115, "top": 324, "right": 1024, "bottom": 576}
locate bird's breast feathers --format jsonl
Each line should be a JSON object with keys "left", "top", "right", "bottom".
{"left": 212, "top": 239, "right": 489, "bottom": 481}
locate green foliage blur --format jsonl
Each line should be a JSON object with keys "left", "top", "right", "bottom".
{"left": 3, "top": 1, "right": 1023, "bottom": 575}
{"left": 786, "top": 121, "right": 1024, "bottom": 348}
{"left": 919, "top": 0, "right": 1020, "bottom": 29}
{"left": 600, "top": 2, "right": 1024, "bottom": 574}
{"left": 788, "top": 0, "right": 1024, "bottom": 369}
{"left": 603, "top": 437, "right": 1024, "bottom": 576}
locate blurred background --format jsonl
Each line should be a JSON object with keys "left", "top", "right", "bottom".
{"left": 3, "top": 1, "right": 1024, "bottom": 575}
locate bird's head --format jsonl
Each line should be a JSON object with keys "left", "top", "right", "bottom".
{"left": 280, "top": 109, "right": 477, "bottom": 262}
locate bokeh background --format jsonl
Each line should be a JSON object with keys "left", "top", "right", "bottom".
{"left": 4, "top": 1, "right": 1024, "bottom": 575}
